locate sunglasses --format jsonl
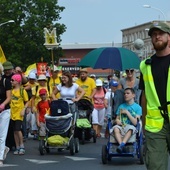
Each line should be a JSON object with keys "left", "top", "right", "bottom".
{"left": 125, "top": 69, "right": 134, "bottom": 73}
{"left": 11, "top": 79, "right": 15, "bottom": 82}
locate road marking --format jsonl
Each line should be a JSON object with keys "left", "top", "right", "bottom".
{"left": 65, "top": 156, "right": 96, "bottom": 161}
{"left": 25, "top": 159, "right": 59, "bottom": 164}
{"left": 1, "top": 164, "right": 18, "bottom": 167}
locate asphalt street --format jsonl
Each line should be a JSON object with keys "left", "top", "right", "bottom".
{"left": 0, "top": 132, "right": 149, "bottom": 170}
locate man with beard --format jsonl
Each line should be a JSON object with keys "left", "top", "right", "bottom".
{"left": 139, "top": 22, "right": 170, "bottom": 170}
{"left": 76, "top": 68, "right": 96, "bottom": 102}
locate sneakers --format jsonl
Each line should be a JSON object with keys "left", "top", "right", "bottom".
{"left": 13, "top": 149, "right": 20, "bottom": 155}
{"left": 19, "top": 148, "right": 25, "bottom": 155}
{"left": 13, "top": 148, "right": 25, "bottom": 155}
{"left": 3, "top": 146, "right": 10, "bottom": 160}
{"left": 116, "top": 145, "right": 124, "bottom": 153}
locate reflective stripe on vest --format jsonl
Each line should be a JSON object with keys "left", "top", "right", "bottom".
{"left": 140, "top": 59, "right": 170, "bottom": 132}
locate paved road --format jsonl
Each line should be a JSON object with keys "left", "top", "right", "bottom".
{"left": 1, "top": 133, "right": 149, "bottom": 170}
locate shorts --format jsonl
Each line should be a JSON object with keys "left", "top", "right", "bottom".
{"left": 110, "top": 124, "right": 137, "bottom": 135}
{"left": 38, "top": 122, "right": 46, "bottom": 137}
{"left": 11, "top": 120, "right": 22, "bottom": 131}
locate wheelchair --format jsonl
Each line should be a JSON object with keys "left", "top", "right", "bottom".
{"left": 101, "top": 118, "right": 144, "bottom": 165}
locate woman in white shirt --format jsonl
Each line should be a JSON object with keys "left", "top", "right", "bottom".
{"left": 52, "top": 71, "right": 85, "bottom": 104}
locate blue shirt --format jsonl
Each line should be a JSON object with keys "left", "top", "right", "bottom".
{"left": 116, "top": 102, "right": 142, "bottom": 125}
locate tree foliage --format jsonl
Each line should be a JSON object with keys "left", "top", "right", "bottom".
{"left": 0, "top": 0, "right": 66, "bottom": 70}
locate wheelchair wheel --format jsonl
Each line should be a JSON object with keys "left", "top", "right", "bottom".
{"left": 75, "top": 138, "right": 80, "bottom": 153}
{"left": 69, "top": 137, "right": 75, "bottom": 155}
{"left": 39, "top": 140, "right": 46, "bottom": 155}
{"left": 102, "top": 145, "right": 108, "bottom": 164}
{"left": 139, "top": 144, "right": 144, "bottom": 164}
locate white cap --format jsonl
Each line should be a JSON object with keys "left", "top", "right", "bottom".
{"left": 96, "top": 79, "right": 103, "bottom": 86}
{"left": 37, "top": 74, "right": 47, "bottom": 81}
{"left": 90, "top": 74, "right": 96, "bottom": 78}
{"left": 28, "top": 72, "right": 36, "bottom": 79}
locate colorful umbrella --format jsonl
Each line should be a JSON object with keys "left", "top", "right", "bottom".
{"left": 77, "top": 47, "right": 141, "bottom": 71}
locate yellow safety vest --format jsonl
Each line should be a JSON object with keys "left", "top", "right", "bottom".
{"left": 140, "top": 59, "right": 170, "bottom": 132}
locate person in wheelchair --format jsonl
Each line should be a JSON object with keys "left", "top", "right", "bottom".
{"left": 110, "top": 88, "right": 142, "bottom": 153}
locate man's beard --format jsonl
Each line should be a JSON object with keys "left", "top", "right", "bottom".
{"left": 153, "top": 40, "right": 168, "bottom": 51}
{"left": 80, "top": 76, "right": 87, "bottom": 82}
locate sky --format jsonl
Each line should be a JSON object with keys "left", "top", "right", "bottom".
{"left": 58, "top": 0, "right": 170, "bottom": 45}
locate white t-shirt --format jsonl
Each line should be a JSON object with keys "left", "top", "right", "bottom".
{"left": 57, "top": 83, "right": 79, "bottom": 104}
{"left": 104, "top": 89, "right": 115, "bottom": 117}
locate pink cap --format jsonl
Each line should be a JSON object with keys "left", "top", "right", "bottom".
{"left": 11, "top": 74, "right": 22, "bottom": 83}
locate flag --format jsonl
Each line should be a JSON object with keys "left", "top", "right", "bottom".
{"left": 0, "top": 45, "right": 7, "bottom": 64}
{"left": 37, "top": 62, "right": 47, "bottom": 75}
{"left": 25, "top": 63, "right": 37, "bottom": 77}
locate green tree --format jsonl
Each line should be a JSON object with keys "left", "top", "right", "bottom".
{"left": 0, "top": 0, "right": 66, "bottom": 70}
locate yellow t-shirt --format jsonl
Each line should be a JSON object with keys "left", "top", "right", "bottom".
{"left": 48, "top": 77, "right": 61, "bottom": 98}
{"left": 76, "top": 77, "right": 96, "bottom": 100}
{"left": 10, "top": 88, "right": 29, "bottom": 121}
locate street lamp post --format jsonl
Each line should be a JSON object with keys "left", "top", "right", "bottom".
{"left": 0, "top": 20, "right": 15, "bottom": 27}
{"left": 143, "top": 5, "right": 166, "bottom": 23}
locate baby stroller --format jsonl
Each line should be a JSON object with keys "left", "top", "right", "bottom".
{"left": 101, "top": 118, "right": 144, "bottom": 164}
{"left": 39, "top": 99, "right": 79, "bottom": 156}
{"left": 74, "top": 98, "right": 96, "bottom": 144}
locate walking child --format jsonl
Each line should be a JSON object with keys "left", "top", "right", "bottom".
{"left": 10, "top": 74, "right": 29, "bottom": 155}
{"left": 36, "top": 88, "right": 50, "bottom": 140}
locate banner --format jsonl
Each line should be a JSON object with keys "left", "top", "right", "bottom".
{"left": 25, "top": 63, "right": 37, "bottom": 76}
{"left": 37, "top": 62, "right": 47, "bottom": 75}
{"left": 0, "top": 45, "right": 6, "bottom": 64}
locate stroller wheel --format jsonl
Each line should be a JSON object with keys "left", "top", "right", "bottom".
{"left": 75, "top": 138, "right": 80, "bottom": 153}
{"left": 81, "top": 130, "right": 85, "bottom": 145}
{"left": 69, "top": 137, "right": 75, "bottom": 155}
{"left": 92, "top": 130, "right": 97, "bottom": 143}
{"left": 102, "top": 145, "right": 108, "bottom": 164}
{"left": 39, "top": 140, "right": 46, "bottom": 155}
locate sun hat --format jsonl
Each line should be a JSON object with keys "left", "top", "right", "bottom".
{"left": 28, "top": 72, "right": 36, "bottom": 79}
{"left": 37, "top": 74, "right": 47, "bottom": 81}
{"left": 96, "top": 79, "right": 103, "bottom": 86}
{"left": 148, "top": 22, "right": 170, "bottom": 36}
{"left": 79, "top": 68, "right": 88, "bottom": 73}
{"left": 11, "top": 74, "right": 22, "bottom": 83}
{"left": 39, "top": 88, "right": 47, "bottom": 95}
{"left": 109, "top": 80, "right": 118, "bottom": 87}
{"left": 2, "top": 61, "right": 14, "bottom": 70}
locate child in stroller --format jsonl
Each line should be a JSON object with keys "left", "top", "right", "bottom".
{"left": 74, "top": 98, "right": 96, "bottom": 144}
{"left": 39, "top": 99, "right": 79, "bottom": 156}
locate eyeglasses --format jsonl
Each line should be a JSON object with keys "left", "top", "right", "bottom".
{"left": 11, "top": 79, "right": 15, "bottom": 82}
{"left": 125, "top": 69, "right": 134, "bottom": 73}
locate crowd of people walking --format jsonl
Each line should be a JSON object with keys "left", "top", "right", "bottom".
{"left": 0, "top": 21, "right": 170, "bottom": 170}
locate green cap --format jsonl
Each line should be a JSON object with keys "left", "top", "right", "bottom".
{"left": 2, "top": 61, "right": 13, "bottom": 70}
{"left": 148, "top": 22, "right": 170, "bottom": 36}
